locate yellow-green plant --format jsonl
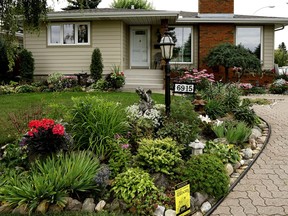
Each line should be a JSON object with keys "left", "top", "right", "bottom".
{"left": 135, "top": 137, "right": 183, "bottom": 175}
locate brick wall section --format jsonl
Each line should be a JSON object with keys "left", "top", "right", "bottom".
{"left": 199, "top": 0, "right": 234, "bottom": 13}
{"left": 198, "top": 24, "right": 234, "bottom": 69}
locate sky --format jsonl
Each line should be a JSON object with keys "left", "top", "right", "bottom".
{"left": 48, "top": 0, "right": 288, "bottom": 49}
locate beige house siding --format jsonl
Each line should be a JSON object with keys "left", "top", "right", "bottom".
{"left": 24, "top": 21, "right": 124, "bottom": 76}
{"left": 122, "top": 22, "right": 129, "bottom": 70}
{"left": 262, "top": 25, "right": 275, "bottom": 70}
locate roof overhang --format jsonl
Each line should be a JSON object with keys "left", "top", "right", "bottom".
{"left": 176, "top": 13, "right": 288, "bottom": 29}
{"left": 47, "top": 10, "right": 179, "bottom": 25}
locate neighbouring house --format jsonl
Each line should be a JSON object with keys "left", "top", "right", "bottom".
{"left": 24, "top": 0, "right": 288, "bottom": 89}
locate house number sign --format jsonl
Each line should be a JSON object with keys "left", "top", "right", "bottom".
{"left": 173, "top": 83, "right": 195, "bottom": 94}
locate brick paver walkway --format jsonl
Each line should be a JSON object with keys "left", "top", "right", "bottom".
{"left": 212, "top": 95, "right": 288, "bottom": 216}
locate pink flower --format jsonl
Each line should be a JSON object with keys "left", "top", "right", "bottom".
{"left": 121, "top": 144, "right": 129, "bottom": 149}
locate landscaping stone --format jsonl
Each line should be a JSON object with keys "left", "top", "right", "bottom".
{"left": 242, "top": 148, "right": 253, "bottom": 159}
{"left": 225, "top": 163, "right": 234, "bottom": 176}
{"left": 95, "top": 200, "right": 106, "bottom": 212}
{"left": 236, "top": 169, "right": 244, "bottom": 174}
{"left": 240, "top": 160, "right": 245, "bottom": 165}
{"left": 12, "top": 204, "right": 28, "bottom": 215}
{"left": 36, "top": 200, "right": 49, "bottom": 214}
{"left": 257, "top": 136, "right": 267, "bottom": 144}
{"left": 109, "top": 199, "right": 121, "bottom": 211}
{"left": 82, "top": 198, "right": 95, "bottom": 212}
{"left": 243, "top": 159, "right": 253, "bottom": 166}
{"left": 190, "top": 196, "right": 197, "bottom": 212}
{"left": 213, "top": 138, "right": 228, "bottom": 145}
{"left": 192, "top": 212, "right": 203, "bottom": 216}
{"left": 0, "top": 204, "right": 13, "bottom": 213}
{"left": 249, "top": 138, "right": 257, "bottom": 150}
{"left": 231, "top": 173, "right": 240, "bottom": 178}
{"left": 65, "top": 197, "right": 82, "bottom": 211}
{"left": 165, "top": 209, "right": 176, "bottom": 216}
{"left": 258, "top": 123, "right": 267, "bottom": 130}
{"left": 250, "top": 128, "right": 262, "bottom": 139}
{"left": 48, "top": 204, "right": 64, "bottom": 213}
{"left": 151, "top": 173, "right": 170, "bottom": 190}
{"left": 200, "top": 201, "right": 212, "bottom": 214}
{"left": 230, "top": 177, "right": 237, "bottom": 185}
{"left": 233, "top": 161, "right": 241, "bottom": 170}
{"left": 154, "top": 205, "right": 165, "bottom": 216}
{"left": 194, "top": 192, "right": 208, "bottom": 207}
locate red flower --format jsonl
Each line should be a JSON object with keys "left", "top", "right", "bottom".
{"left": 52, "top": 124, "right": 65, "bottom": 136}
{"left": 41, "top": 119, "right": 55, "bottom": 130}
{"left": 28, "top": 120, "right": 41, "bottom": 129}
{"left": 28, "top": 128, "right": 38, "bottom": 137}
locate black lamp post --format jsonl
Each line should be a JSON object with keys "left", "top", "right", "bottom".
{"left": 159, "top": 32, "right": 175, "bottom": 116}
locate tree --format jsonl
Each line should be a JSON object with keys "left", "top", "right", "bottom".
{"left": 110, "top": 0, "right": 154, "bottom": 9}
{"left": 63, "top": 0, "right": 101, "bottom": 10}
{"left": 204, "top": 43, "right": 261, "bottom": 82}
{"left": 90, "top": 48, "right": 104, "bottom": 81}
{"left": 274, "top": 49, "right": 288, "bottom": 67}
{"left": 278, "top": 42, "right": 287, "bottom": 54}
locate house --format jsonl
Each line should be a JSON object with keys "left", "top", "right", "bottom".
{"left": 24, "top": 0, "right": 288, "bottom": 89}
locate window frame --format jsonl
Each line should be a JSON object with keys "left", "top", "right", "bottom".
{"left": 47, "top": 22, "right": 91, "bottom": 46}
{"left": 235, "top": 26, "right": 263, "bottom": 62}
{"left": 169, "top": 26, "right": 193, "bottom": 64}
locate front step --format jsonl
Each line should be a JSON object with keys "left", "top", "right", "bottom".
{"left": 123, "top": 69, "right": 164, "bottom": 90}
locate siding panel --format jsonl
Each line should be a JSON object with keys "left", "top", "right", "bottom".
{"left": 24, "top": 21, "right": 123, "bottom": 76}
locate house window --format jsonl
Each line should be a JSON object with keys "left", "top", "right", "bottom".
{"left": 170, "top": 27, "right": 192, "bottom": 63}
{"left": 48, "top": 23, "right": 90, "bottom": 45}
{"left": 236, "top": 26, "right": 262, "bottom": 60}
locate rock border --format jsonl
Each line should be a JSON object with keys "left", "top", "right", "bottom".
{"left": 205, "top": 117, "right": 271, "bottom": 216}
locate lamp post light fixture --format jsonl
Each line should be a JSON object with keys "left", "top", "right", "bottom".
{"left": 252, "top": 5, "right": 275, "bottom": 15}
{"left": 159, "top": 32, "right": 175, "bottom": 116}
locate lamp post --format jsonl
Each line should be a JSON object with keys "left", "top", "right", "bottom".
{"left": 252, "top": 5, "right": 275, "bottom": 15}
{"left": 159, "top": 32, "right": 175, "bottom": 117}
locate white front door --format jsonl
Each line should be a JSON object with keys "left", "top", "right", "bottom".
{"left": 130, "top": 26, "right": 150, "bottom": 68}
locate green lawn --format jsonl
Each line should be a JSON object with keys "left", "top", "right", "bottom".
{"left": 0, "top": 91, "right": 165, "bottom": 145}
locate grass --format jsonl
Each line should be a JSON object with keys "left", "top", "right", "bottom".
{"left": 0, "top": 91, "right": 165, "bottom": 145}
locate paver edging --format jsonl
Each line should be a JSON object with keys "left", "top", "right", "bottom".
{"left": 205, "top": 117, "right": 271, "bottom": 216}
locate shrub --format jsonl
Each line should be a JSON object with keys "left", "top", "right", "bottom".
{"left": 15, "top": 84, "right": 36, "bottom": 93}
{"left": 18, "top": 49, "right": 34, "bottom": 82}
{"left": 204, "top": 141, "right": 241, "bottom": 164}
{"left": 0, "top": 37, "right": 9, "bottom": 80}
{"left": 0, "top": 151, "right": 99, "bottom": 213}
{"left": 212, "top": 121, "right": 251, "bottom": 146}
{"left": 181, "top": 154, "right": 229, "bottom": 199}
{"left": 47, "top": 72, "right": 64, "bottom": 91}
{"left": 135, "top": 137, "right": 183, "bottom": 175}
{"left": 90, "top": 48, "right": 103, "bottom": 82}
{"left": 89, "top": 78, "right": 109, "bottom": 91}
{"left": 68, "top": 96, "right": 129, "bottom": 158}
{"left": 20, "top": 118, "right": 72, "bottom": 159}
{"left": 111, "top": 168, "right": 159, "bottom": 215}
{"left": 105, "top": 65, "right": 125, "bottom": 89}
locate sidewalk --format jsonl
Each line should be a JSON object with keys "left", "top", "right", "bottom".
{"left": 211, "top": 95, "right": 288, "bottom": 216}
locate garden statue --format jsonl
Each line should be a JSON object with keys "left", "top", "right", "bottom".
{"left": 192, "top": 94, "right": 206, "bottom": 114}
{"left": 135, "top": 87, "right": 154, "bottom": 115}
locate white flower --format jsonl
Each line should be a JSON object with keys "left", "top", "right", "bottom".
{"left": 214, "top": 119, "right": 223, "bottom": 126}
{"left": 199, "top": 115, "right": 211, "bottom": 124}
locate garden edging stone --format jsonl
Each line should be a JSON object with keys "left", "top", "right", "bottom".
{"left": 205, "top": 117, "right": 271, "bottom": 215}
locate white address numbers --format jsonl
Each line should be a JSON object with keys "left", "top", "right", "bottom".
{"left": 174, "top": 83, "right": 195, "bottom": 94}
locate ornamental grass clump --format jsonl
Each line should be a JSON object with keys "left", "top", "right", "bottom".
{"left": 20, "top": 118, "right": 71, "bottom": 159}
{"left": 68, "top": 96, "right": 129, "bottom": 158}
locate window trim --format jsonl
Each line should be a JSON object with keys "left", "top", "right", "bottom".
{"left": 47, "top": 22, "right": 91, "bottom": 46}
{"left": 235, "top": 26, "right": 263, "bottom": 62}
{"left": 170, "top": 26, "right": 193, "bottom": 64}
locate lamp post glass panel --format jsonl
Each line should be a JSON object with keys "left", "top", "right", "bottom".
{"left": 159, "top": 33, "right": 175, "bottom": 116}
